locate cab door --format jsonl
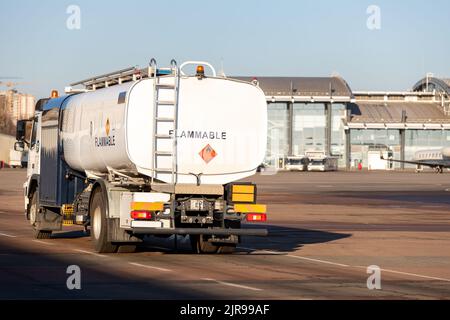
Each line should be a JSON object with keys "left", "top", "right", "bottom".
{"left": 27, "top": 112, "right": 42, "bottom": 178}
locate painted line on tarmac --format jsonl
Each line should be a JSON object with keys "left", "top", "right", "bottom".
{"left": 355, "top": 266, "right": 450, "bottom": 282}
{"left": 32, "top": 240, "right": 54, "bottom": 246}
{"left": 73, "top": 249, "right": 108, "bottom": 258}
{"left": 238, "top": 247, "right": 349, "bottom": 267}
{"left": 0, "top": 232, "right": 17, "bottom": 238}
{"left": 286, "top": 254, "right": 350, "bottom": 267}
{"left": 201, "top": 278, "right": 263, "bottom": 292}
{"left": 128, "top": 262, "right": 172, "bottom": 272}
{"left": 240, "top": 247, "right": 450, "bottom": 282}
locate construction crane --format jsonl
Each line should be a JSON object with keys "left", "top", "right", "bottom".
{"left": 0, "top": 81, "right": 26, "bottom": 88}
{"left": 0, "top": 81, "right": 30, "bottom": 93}
{"left": 0, "top": 76, "right": 24, "bottom": 89}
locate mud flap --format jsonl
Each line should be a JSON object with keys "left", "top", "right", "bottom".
{"left": 107, "top": 218, "right": 143, "bottom": 243}
{"left": 36, "top": 207, "right": 63, "bottom": 231}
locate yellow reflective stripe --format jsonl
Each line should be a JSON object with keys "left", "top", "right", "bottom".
{"left": 234, "top": 204, "right": 266, "bottom": 213}
{"left": 232, "top": 185, "right": 255, "bottom": 194}
{"left": 131, "top": 202, "right": 164, "bottom": 211}
{"left": 61, "top": 204, "right": 74, "bottom": 214}
{"left": 231, "top": 193, "right": 255, "bottom": 203}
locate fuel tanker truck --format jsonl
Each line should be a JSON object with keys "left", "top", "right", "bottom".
{"left": 14, "top": 60, "right": 268, "bottom": 253}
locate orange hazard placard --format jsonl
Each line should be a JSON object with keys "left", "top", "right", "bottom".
{"left": 199, "top": 144, "right": 217, "bottom": 164}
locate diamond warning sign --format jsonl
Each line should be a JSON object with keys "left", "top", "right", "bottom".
{"left": 199, "top": 144, "right": 217, "bottom": 164}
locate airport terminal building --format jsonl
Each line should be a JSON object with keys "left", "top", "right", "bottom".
{"left": 236, "top": 75, "right": 450, "bottom": 170}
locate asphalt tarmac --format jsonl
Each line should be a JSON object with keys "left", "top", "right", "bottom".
{"left": 0, "top": 169, "right": 449, "bottom": 299}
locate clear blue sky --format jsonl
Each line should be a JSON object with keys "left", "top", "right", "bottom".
{"left": 1, "top": 0, "right": 449, "bottom": 98}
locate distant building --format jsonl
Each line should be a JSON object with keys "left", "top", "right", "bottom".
{"left": 0, "top": 90, "right": 35, "bottom": 123}
{"left": 0, "top": 94, "right": 5, "bottom": 112}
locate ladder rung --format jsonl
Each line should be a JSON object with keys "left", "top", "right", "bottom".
{"left": 155, "top": 151, "right": 173, "bottom": 156}
{"left": 154, "top": 168, "right": 174, "bottom": 173}
{"left": 157, "top": 100, "right": 175, "bottom": 105}
{"left": 156, "top": 84, "right": 176, "bottom": 89}
{"left": 155, "top": 134, "right": 172, "bottom": 139}
{"left": 156, "top": 117, "right": 175, "bottom": 122}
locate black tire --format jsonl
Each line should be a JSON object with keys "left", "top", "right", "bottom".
{"left": 190, "top": 235, "right": 236, "bottom": 254}
{"left": 29, "top": 190, "right": 52, "bottom": 239}
{"left": 90, "top": 188, "right": 117, "bottom": 253}
{"left": 35, "top": 229, "right": 52, "bottom": 239}
{"left": 190, "top": 235, "right": 218, "bottom": 253}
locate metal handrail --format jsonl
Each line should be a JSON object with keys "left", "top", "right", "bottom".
{"left": 70, "top": 66, "right": 138, "bottom": 87}
{"left": 179, "top": 61, "right": 216, "bottom": 77}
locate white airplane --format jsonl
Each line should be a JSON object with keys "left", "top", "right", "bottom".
{"left": 381, "top": 148, "right": 450, "bottom": 173}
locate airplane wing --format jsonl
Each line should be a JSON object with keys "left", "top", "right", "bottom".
{"left": 380, "top": 155, "right": 450, "bottom": 168}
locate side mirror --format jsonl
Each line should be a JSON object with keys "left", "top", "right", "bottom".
{"left": 16, "top": 120, "right": 26, "bottom": 141}
{"left": 14, "top": 141, "right": 25, "bottom": 152}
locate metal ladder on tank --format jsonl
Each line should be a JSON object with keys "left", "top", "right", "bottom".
{"left": 149, "top": 58, "right": 180, "bottom": 190}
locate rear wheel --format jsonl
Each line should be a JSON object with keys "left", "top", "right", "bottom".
{"left": 190, "top": 235, "right": 236, "bottom": 254}
{"left": 90, "top": 188, "right": 117, "bottom": 253}
{"left": 190, "top": 235, "right": 218, "bottom": 254}
{"left": 29, "top": 190, "right": 52, "bottom": 239}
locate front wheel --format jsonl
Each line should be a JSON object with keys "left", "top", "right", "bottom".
{"left": 90, "top": 188, "right": 117, "bottom": 253}
{"left": 28, "top": 190, "right": 52, "bottom": 239}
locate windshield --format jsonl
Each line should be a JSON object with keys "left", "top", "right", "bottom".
{"left": 287, "top": 158, "right": 303, "bottom": 165}
{"left": 30, "top": 117, "right": 38, "bottom": 148}
{"left": 311, "top": 160, "right": 324, "bottom": 165}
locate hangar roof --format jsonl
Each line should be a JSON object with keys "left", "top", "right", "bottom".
{"left": 443, "top": 79, "right": 450, "bottom": 88}
{"left": 233, "top": 76, "right": 353, "bottom": 98}
{"left": 348, "top": 101, "right": 450, "bottom": 126}
{"left": 413, "top": 77, "right": 450, "bottom": 95}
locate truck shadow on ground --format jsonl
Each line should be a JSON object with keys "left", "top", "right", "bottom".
{"left": 52, "top": 230, "right": 89, "bottom": 239}
{"left": 240, "top": 224, "right": 351, "bottom": 253}
{"left": 49, "top": 225, "right": 351, "bottom": 254}
{"left": 135, "top": 224, "right": 351, "bottom": 254}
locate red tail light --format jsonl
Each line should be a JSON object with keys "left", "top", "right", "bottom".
{"left": 130, "top": 211, "right": 153, "bottom": 220}
{"left": 246, "top": 213, "right": 267, "bottom": 222}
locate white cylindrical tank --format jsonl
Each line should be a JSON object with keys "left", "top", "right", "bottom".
{"left": 61, "top": 76, "right": 267, "bottom": 185}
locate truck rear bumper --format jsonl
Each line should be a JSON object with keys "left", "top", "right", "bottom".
{"left": 131, "top": 227, "right": 268, "bottom": 237}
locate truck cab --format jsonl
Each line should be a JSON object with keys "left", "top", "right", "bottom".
{"left": 16, "top": 109, "right": 46, "bottom": 236}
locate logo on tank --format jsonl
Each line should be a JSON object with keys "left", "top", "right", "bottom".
{"left": 95, "top": 118, "right": 116, "bottom": 147}
{"left": 199, "top": 144, "right": 217, "bottom": 164}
